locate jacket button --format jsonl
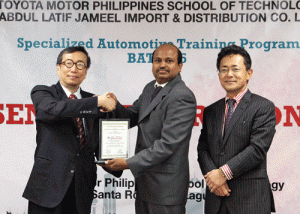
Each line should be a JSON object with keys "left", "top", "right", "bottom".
{"left": 71, "top": 170, "right": 75, "bottom": 173}
{"left": 76, "top": 135, "right": 79, "bottom": 139}
{"left": 220, "top": 152, "right": 225, "bottom": 156}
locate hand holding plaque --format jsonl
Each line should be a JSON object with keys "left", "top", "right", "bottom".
{"left": 104, "top": 158, "right": 129, "bottom": 171}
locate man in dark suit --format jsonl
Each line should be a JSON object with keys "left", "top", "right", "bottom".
{"left": 104, "top": 43, "right": 197, "bottom": 213}
{"left": 23, "top": 46, "right": 121, "bottom": 214}
{"left": 198, "top": 45, "right": 276, "bottom": 214}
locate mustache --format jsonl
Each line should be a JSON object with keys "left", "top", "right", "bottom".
{"left": 156, "top": 69, "right": 170, "bottom": 73}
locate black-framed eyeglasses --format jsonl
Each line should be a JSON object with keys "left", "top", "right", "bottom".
{"left": 60, "top": 59, "right": 86, "bottom": 70}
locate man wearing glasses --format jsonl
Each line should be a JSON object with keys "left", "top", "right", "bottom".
{"left": 23, "top": 46, "right": 121, "bottom": 214}
{"left": 198, "top": 45, "right": 276, "bottom": 213}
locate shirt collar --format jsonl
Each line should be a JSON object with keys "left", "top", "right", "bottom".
{"left": 61, "top": 84, "right": 82, "bottom": 99}
{"left": 225, "top": 88, "right": 248, "bottom": 105}
{"left": 154, "top": 82, "right": 168, "bottom": 88}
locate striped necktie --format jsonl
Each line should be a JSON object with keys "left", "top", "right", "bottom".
{"left": 69, "top": 94, "right": 85, "bottom": 148}
{"left": 151, "top": 86, "right": 162, "bottom": 102}
{"left": 224, "top": 99, "right": 236, "bottom": 136}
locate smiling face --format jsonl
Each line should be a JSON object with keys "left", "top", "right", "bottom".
{"left": 152, "top": 45, "right": 183, "bottom": 84}
{"left": 57, "top": 51, "right": 88, "bottom": 93}
{"left": 218, "top": 54, "right": 253, "bottom": 98}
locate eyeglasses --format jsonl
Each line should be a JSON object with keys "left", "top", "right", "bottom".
{"left": 219, "top": 68, "right": 243, "bottom": 75}
{"left": 60, "top": 59, "right": 86, "bottom": 70}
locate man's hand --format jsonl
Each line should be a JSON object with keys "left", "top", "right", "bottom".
{"left": 205, "top": 169, "right": 227, "bottom": 193}
{"left": 103, "top": 158, "right": 129, "bottom": 171}
{"left": 212, "top": 182, "right": 231, "bottom": 197}
{"left": 95, "top": 92, "right": 117, "bottom": 112}
{"left": 107, "top": 92, "right": 117, "bottom": 102}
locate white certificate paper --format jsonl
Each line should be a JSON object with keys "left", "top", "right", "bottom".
{"left": 100, "top": 120, "right": 129, "bottom": 160}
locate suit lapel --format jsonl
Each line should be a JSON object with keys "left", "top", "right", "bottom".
{"left": 221, "top": 90, "right": 251, "bottom": 148}
{"left": 55, "top": 81, "right": 68, "bottom": 100}
{"left": 216, "top": 99, "right": 225, "bottom": 150}
{"left": 56, "top": 82, "right": 95, "bottom": 146}
{"left": 138, "top": 74, "right": 181, "bottom": 123}
{"left": 56, "top": 82, "right": 78, "bottom": 119}
{"left": 55, "top": 82, "right": 79, "bottom": 148}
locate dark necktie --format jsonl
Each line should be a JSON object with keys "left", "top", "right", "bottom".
{"left": 151, "top": 86, "right": 162, "bottom": 102}
{"left": 69, "top": 94, "right": 85, "bottom": 148}
{"left": 224, "top": 99, "right": 236, "bottom": 136}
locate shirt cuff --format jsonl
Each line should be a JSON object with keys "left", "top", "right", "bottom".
{"left": 221, "top": 164, "right": 233, "bottom": 180}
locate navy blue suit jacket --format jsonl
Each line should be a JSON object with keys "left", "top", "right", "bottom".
{"left": 198, "top": 90, "right": 276, "bottom": 214}
{"left": 23, "top": 82, "right": 121, "bottom": 213}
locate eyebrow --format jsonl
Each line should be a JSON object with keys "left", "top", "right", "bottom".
{"left": 221, "top": 65, "right": 239, "bottom": 67}
{"left": 65, "top": 59, "right": 85, "bottom": 62}
{"left": 154, "top": 56, "right": 174, "bottom": 59}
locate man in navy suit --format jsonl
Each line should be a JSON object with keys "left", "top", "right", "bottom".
{"left": 23, "top": 46, "right": 121, "bottom": 214}
{"left": 198, "top": 45, "right": 276, "bottom": 213}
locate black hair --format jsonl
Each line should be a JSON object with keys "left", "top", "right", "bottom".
{"left": 216, "top": 44, "right": 251, "bottom": 71}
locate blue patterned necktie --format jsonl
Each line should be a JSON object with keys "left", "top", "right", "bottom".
{"left": 224, "top": 99, "right": 236, "bottom": 136}
{"left": 69, "top": 94, "right": 85, "bottom": 148}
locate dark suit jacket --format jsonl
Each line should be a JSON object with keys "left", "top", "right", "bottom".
{"left": 23, "top": 82, "right": 121, "bottom": 213}
{"left": 114, "top": 74, "right": 197, "bottom": 205}
{"left": 198, "top": 90, "right": 276, "bottom": 214}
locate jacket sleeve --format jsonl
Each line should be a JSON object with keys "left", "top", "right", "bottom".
{"left": 197, "top": 108, "right": 219, "bottom": 176}
{"left": 113, "top": 99, "right": 140, "bottom": 128}
{"left": 31, "top": 85, "right": 104, "bottom": 123}
{"left": 226, "top": 100, "right": 276, "bottom": 178}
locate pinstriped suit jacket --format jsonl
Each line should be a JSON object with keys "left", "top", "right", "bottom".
{"left": 198, "top": 90, "right": 276, "bottom": 214}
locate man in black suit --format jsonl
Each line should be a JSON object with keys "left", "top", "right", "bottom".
{"left": 23, "top": 46, "right": 121, "bottom": 214}
{"left": 198, "top": 45, "right": 276, "bottom": 214}
{"left": 104, "top": 43, "right": 197, "bottom": 213}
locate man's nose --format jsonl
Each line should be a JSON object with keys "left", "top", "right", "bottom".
{"left": 70, "top": 64, "right": 78, "bottom": 72}
{"left": 227, "top": 69, "right": 234, "bottom": 76}
{"left": 159, "top": 61, "right": 166, "bottom": 68}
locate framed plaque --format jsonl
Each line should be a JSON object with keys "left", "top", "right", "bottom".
{"left": 95, "top": 119, "right": 130, "bottom": 164}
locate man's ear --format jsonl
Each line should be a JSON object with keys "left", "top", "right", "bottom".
{"left": 246, "top": 69, "right": 253, "bottom": 81}
{"left": 178, "top": 63, "right": 183, "bottom": 72}
{"left": 56, "top": 64, "right": 61, "bottom": 75}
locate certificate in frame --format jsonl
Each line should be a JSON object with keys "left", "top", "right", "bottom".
{"left": 95, "top": 119, "right": 130, "bottom": 164}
